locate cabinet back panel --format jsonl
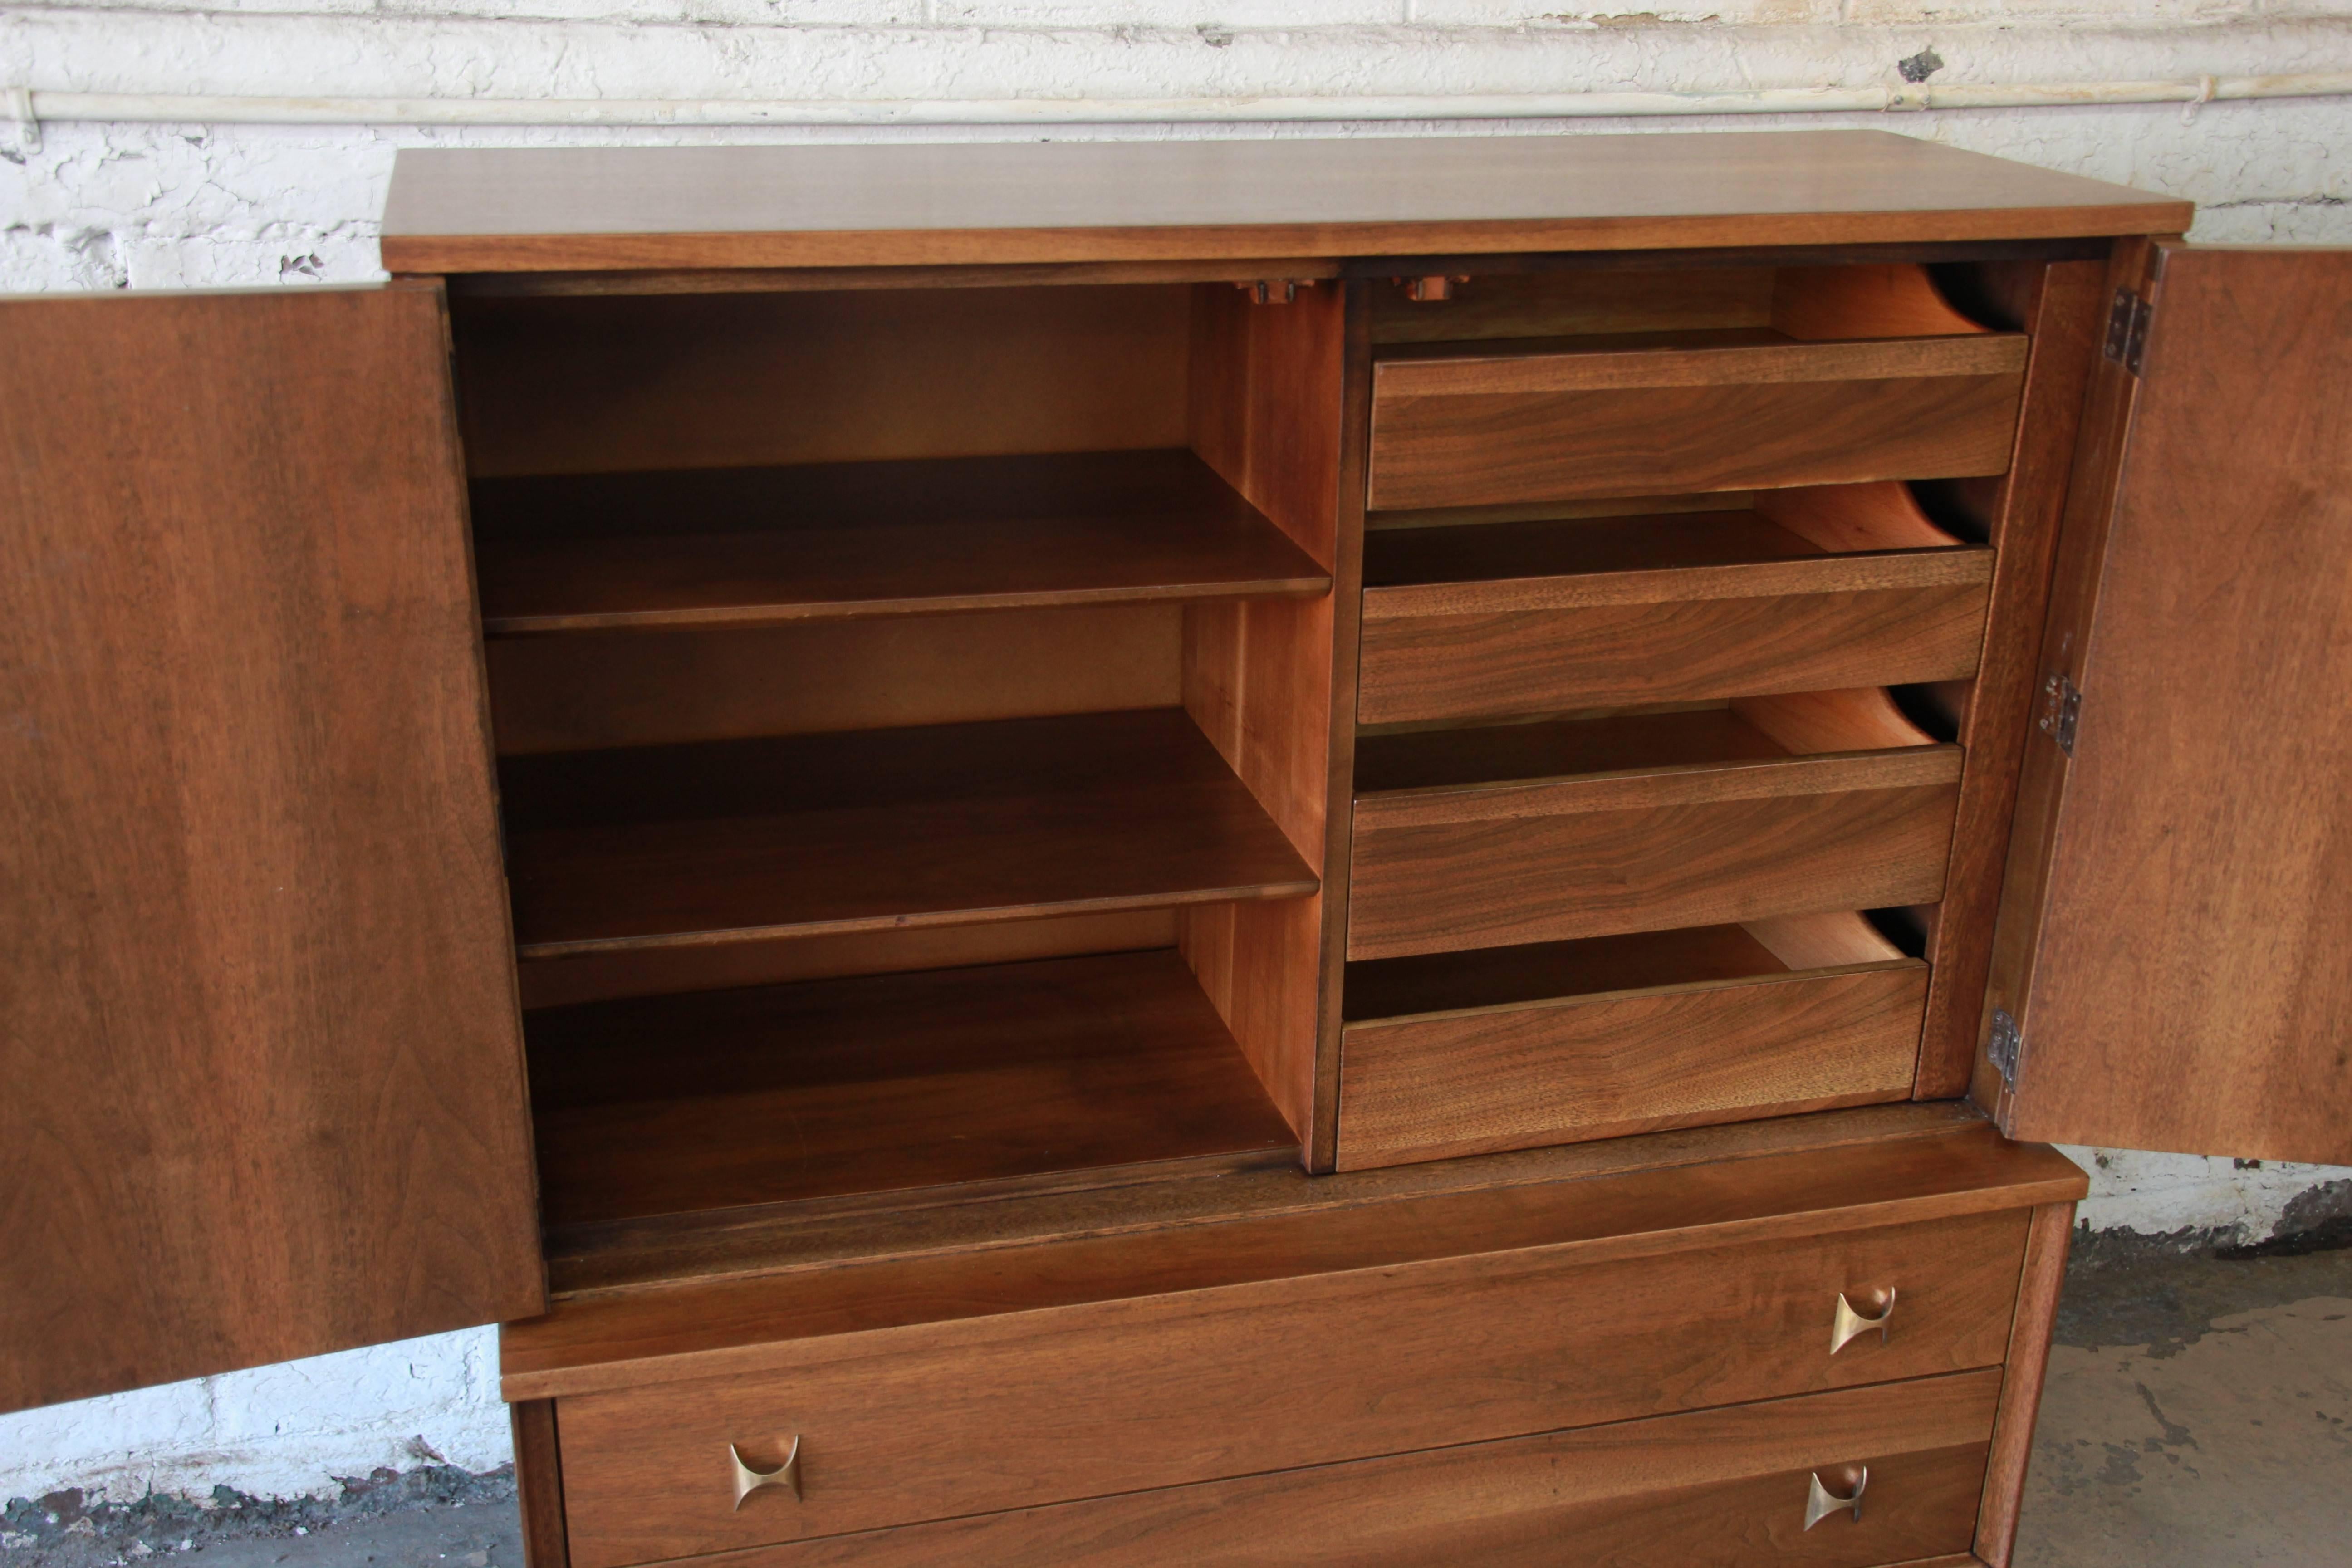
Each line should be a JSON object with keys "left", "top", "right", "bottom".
{"left": 451, "top": 285, "right": 1191, "bottom": 477}
{"left": 485, "top": 603, "right": 1181, "bottom": 754}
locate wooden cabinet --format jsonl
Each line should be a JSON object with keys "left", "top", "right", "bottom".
{"left": 4, "top": 130, "right": 2345, "bottom": 1568}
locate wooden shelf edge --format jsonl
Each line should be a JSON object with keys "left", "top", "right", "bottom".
{"left": 514, "top": 880, "right": 1319, "bottom": 961}
{"left": 483, "top": 573, "right": 1332, "bottom": 637}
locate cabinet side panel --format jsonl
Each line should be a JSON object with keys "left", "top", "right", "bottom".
{"left": 1911, "top": 257, "right": 2106, "bottom": 1098}
{"left": 0, "top": 285, "right": 544, "bottom": 1414}
{"left": 1181, "top": 281, "right": 1350, "bottom": 1154}
{"left": 513, "top": 1399, "right": 572, "bottom": 1568}
{"left": 1974, "top": 1200, "right": 2075, "bottom": 1568}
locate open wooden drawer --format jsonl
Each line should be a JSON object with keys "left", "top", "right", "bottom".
{"left": 503, "top": 1112, "right": 2079, "bottom": 1566}
{"left": 1357, "top": 482, "right": 1993, "bottom": 725}
{"left": 1365, "top": 263, "right": 2027, "bottom": 512}
{"left": 1337, "top": 913, "right": 1926, "bottom": 1168}
{"left": 1347, "top": 690, "right": 1960, "bottom": 960}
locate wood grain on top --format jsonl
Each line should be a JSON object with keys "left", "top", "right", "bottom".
{"left": 472, "top": 449, "right": 1329, "bottom": 634}
{"left": 381, "top": 131, "right": 2189, "bottom": 273}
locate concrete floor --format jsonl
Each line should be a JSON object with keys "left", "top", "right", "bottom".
{"left": 6, "top": 1232, "right": 2347, "bottom": 1568}
{"left": 2014, "top": 1229, "right": 2352, "bottom": 1566}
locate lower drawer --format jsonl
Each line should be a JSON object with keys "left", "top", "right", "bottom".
{"left": 551, "top": 1209, "right": 2028, "bottom": 1565}
{"left": 649, "top": 1370, "right": 2003, "bottom": 1568}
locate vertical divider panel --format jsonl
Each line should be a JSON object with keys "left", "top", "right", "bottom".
{"left": 1910, "top": 257, "right": 2107, "bottom": 1098}
{"left": 1179, "top": 279, "right": 1351, "bottom": 1162}
{"left": 1313, "top": 283, "right": 1375, "bottom": 1171}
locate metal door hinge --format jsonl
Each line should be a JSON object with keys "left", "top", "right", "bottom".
{"left": 1987, "top": 1008, "right": 2024, "bottom": 1091}
{"left": 2104, "top": 288, "right": 2151, "bottom": 376}
{"left": 2038, "top": 672, "right": 2082, "bottom": 756}
{"left": 1237, "top": 279, "right": 1313, "bottom": 305}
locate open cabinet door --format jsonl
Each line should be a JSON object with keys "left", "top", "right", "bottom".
{"left": 0, "top": 285, "right": 544, "bottom": 1415}
{"left": 1981, "top": 241, "right": 2352, "bottom": 1164}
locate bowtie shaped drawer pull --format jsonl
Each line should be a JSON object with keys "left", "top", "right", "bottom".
{"left": 1830, "top": 1288, "right": 1897, "bottom": 1353}
{"left": 729, "top": 1437, "right": 802, "bottom": 1509}
{"left": 1803, "top": 1465, "right": 1869, "bottom": 1529}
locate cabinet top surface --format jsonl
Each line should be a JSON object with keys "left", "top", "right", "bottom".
{"left": 380, "top": 129, "right": 2189, "bottom": 274}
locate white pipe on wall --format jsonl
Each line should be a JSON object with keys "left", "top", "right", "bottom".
{"left": 11, "top": 71, "right": 2352, "bottom": 132}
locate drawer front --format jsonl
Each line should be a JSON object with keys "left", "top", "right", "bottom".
{"left": 1347, "top": 780, "right": 1960, "bottom": 961}
{"left": 1366, "top": 335, "right": 2028, "bottom": 512}
{"left": 1336, "top": 961, "right": 1928, "bottom": 1169}
{"left": 1357, "top": 581, "right": 1990, "bottom": 726}
{"left": 694, "top": 1371, "right": 2002, "bottom": 1568}
{"left": 554, "top": 1211, "right": 2028, "bottom": 1564}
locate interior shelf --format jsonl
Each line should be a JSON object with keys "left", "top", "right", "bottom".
{"left": 500, "top": 707, "right": 1320, "bottom": 959}
{"left": 470, "top": 448, "right": 1330, "bottom": 635}
{"left": 527, "top": 948, "right": 1300, "bottom": 1230}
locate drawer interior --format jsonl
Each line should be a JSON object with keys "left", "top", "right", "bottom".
{"left": 1338, "top": 263, "right": 2012, "bottom": 1161}
{"left": 1334, "top": 912, "right": 1930, "bottom": 1164}
{"left": 1354, "top": 480, "right": 1994, "bottom": 725}
{"left": 1365, "top": 261, "right": 1990, "bottom": 350}
{"left": 1364, "top": 262, "right": 2028, "bottom": 512}
{"left": 1363, "top": 480, "right": 1978, "bottom": 593}
{"left": 1356, "top": 684, "right": 1947, "bottom": 796}
{"left": 441, "top": 277, "right": 1345, "bottom": 1246}
{"left": 1341, "top": 912, "right": 1910, "bottom": 1024}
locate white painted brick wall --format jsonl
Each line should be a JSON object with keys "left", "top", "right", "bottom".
{"left": 3, "top": 0, "right": 2348, "bottom": 1510}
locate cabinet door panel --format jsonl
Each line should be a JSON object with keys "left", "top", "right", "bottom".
{"left": 1988, "top": 243, "right": 2352, "bottom": 1163}
{"left": 0, "top": 285, "right": 544, "bottom": 1414}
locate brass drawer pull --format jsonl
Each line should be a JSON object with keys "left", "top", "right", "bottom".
{"left": 1829, "top": 1288, "right": 1896, "bottom": 1353}
{"left": 1803, "top": 1466, "right": 1868, "bottom": 1530}
{"left": 729, "top": 1437, "right": 802, "bottom": 1509}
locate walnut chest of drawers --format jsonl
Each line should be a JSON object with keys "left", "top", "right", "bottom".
{"left": 9, "top": 129, "right": 2352, "bottom": 1568}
